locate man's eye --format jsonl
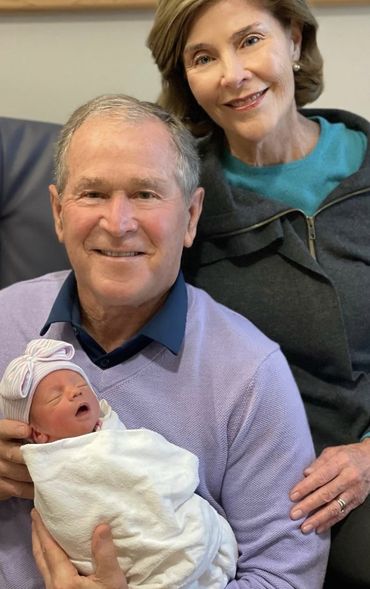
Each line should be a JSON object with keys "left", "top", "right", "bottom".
{"left": 135, "top": 191, "right": 157, "bottom": 200}
{"left": 77, "top": 190, "right": 106, "bottom": 200}
{"left": 81, "top": 191, "right": 102, "bottom": 199}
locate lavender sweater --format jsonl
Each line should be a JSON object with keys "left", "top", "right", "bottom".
{"left": 0, "top": 271, "right": 329, "bottom": 588}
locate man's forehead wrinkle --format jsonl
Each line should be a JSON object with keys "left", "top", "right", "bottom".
{"left": 71, "top": 174, "right": 174, "bottom": 192}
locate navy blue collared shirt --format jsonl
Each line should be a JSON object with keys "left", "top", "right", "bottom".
{"left": 40, "top": 272, "right": 188, "bottom": 369}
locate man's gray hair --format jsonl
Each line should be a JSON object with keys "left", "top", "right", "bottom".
{"left": 55, "top": 94, "right": 200, "bottom": 203}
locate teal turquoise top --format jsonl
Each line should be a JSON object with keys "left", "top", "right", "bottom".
{"left": 223, "top": 116, "right": 367, "bottom": 216}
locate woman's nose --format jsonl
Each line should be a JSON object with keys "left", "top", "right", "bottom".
{"left": 100, "top": 194, "right": 139, "bottom": 236}
{"left": 220, "top": 54, "right": 250, "bottom": 88}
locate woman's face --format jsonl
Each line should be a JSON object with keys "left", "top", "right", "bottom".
{"left": 183, "top": 0, "right": 301, "bottom": 156}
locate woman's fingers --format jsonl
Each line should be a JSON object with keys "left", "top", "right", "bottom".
{"left": 290, "top": 441, "right": 370, "bottom": 532}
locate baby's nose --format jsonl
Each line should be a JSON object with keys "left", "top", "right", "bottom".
{"left": 69, "top": 388, "right": 82, "bottom": 400}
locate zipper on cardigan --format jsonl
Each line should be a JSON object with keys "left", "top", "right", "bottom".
{"left": 208, "top": 186, "right": 368, "bottom": 242}
{"left": 306, "top": 216, "right": 317, "bottom": 259}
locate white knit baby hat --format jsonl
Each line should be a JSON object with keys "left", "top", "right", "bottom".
{"left": 0, "top": 339, "right": 93, "bottom": 423}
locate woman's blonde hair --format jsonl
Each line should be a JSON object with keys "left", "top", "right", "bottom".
{"left": 147, "top": 0, "right": 324, "bottom": 136}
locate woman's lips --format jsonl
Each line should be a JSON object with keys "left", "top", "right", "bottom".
{"left": 224, "top": 88, "right": 268, "bottom": 110}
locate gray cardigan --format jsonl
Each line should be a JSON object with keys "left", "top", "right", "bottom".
{"left": 183, "top": 108, "right": 370, "bottom": 453}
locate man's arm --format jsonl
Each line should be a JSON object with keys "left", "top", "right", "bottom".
{"left": 222, "top": 349, "right": 330, "bottom": 588}
{"left": 0, "top": 419, "right": 33, "bottom": 500}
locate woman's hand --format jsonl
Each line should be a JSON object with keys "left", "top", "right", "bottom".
{"left": 0, "top": 419, "right": 33, "bottom": 500}
{"left": 289, "top": 439, "right": 370, "bottom": 533}
{"left": 31, "top": 509, "right": 128, "bottom": 589}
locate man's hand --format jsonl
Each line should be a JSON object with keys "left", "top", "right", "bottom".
{"left": 0, "top": 419, "right": 33, "bottom": 500}
{"left": 290, "top": 439, "right": 370, "bottom": 533}
{"left": 32, "top": 509, "right": 128, "bottom": 589}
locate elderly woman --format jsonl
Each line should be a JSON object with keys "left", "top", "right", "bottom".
{"left": 147, "top": 1, "right": 370, "bottom": 587}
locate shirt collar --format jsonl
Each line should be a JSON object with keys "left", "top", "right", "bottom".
{"left": 40, "top": 271, "right": 187, "bottom": 359}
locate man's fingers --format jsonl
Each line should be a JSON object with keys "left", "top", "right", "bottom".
{"left": 0, "top": 477, "right": 34, "bottom": 500}
{"left": 31, "top": 509, "right": 70, "bottom": 569}
{"left": 0, "top": 458, "right": 33, "bottom": 482}
{"left": 0, "top": 421, "right": 34, "bottom": 500}
{"left": 32, "top": 511, "right": 128, "bottom": 589}
{"left": 0, "top": 439, "right": 27, "bottom": 465}
{"left": 0, "top": 420, "right": 31, "bottom": 441}
{"left": 32, "top": 509, "right": 83, "bottom": 589}
{"left": 32, "top": 512, "right": 53, "bottom": 588}
{"left": 92, "top": 525, "right": 128, "bottom": 589}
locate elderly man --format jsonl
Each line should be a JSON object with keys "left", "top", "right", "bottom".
{"left": 0, "top": 94, "right": 329, "bottom": 589}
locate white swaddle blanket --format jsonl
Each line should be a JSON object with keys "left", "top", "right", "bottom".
{"left": 22, "top": 401, "right": 237, "bottom": 588}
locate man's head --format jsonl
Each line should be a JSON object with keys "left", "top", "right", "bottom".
{"left": 54, "top": 94, "right": 201, "bottom": 204}
{"left": 0, "top": 339, "right": 100, "bottom": 443}
{"left": 49, "top": 94, "right": 204, "bottom": 328}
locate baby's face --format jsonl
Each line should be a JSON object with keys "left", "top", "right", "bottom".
{"left": 29, "top": 369, "right": 100, "bottom": 443}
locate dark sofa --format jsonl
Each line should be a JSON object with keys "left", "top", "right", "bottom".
{"left": 0, "top": 116, "right": 70, "bottom": 289}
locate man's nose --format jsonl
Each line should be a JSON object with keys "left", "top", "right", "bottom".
{"left": 100, "top": 194, "right": 139, "bottom": 236}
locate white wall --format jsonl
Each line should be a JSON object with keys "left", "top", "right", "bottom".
{"left": 0, "top": 9, "right": 160, "bottom": 123}
{"left": 313, "top": 5, "right": 370, "bottom": 119}
{"left": 0, "top": 4, "right": 369, "bottom": 124}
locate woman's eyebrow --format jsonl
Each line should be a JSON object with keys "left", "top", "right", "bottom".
{"left": 183, "top": 41, "right": 210, "bottom": 56}
{"left": 183, "top": 23, "right": 262, "bottom": 55}
{"left": 231, "top": 23, "right": 262, "bottom": 42}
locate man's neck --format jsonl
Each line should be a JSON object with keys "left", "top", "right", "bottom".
{"left": 79, "top": 293, "right": 168, "bottom": 353}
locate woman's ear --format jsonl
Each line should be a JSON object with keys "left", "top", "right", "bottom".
{"left": 290, "top": 21, "right": 302, "bottom": 61}
{"left": 30, "top": 428, "right": 50, "bottom": 444}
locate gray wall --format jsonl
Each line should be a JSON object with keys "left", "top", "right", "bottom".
{"left": 0, "top": 5, "right": 369, "bottom": 124}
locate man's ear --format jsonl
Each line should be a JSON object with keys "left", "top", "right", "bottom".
{"left": 184, "top": 187, "right": 204, "bottom": 249}
{"left": 30, "top": 427, "right": 50, "bottom": 444}
{"left": 49, "top": 184, "right": 64, "bottom": 243}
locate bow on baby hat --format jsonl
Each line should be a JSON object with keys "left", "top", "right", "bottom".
{"left": 0, "top": 338, "right": 90, "bottom": 423}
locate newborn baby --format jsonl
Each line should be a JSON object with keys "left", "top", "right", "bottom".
{"left": 0, "top": 338, "right": 237, "bottom": 588}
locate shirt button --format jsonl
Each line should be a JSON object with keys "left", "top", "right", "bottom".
{"left": 100, "top": 359, "right": 110, "bottom": 368}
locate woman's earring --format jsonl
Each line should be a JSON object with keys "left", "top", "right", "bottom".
{"left": 293, "top": 62, "right": 301, "bottom": 73}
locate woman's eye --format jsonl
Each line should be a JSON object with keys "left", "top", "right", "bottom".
{"left": 242, "top": 35, "right": 260, "bottom": 48}
{"left": 194, "top": 54, "right": 213, "bottom": 66}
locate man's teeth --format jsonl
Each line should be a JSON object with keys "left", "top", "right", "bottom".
{"left": 102, "top": 251, "right": 140, "bottom": 257}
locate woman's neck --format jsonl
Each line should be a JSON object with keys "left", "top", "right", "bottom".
{"left": 227, "top": 113, "right": 320, "bottom": 167}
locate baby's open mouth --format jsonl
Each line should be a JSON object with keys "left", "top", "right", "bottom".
{"left": 75, "top": 403, "right": 89, "bottom": 416}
